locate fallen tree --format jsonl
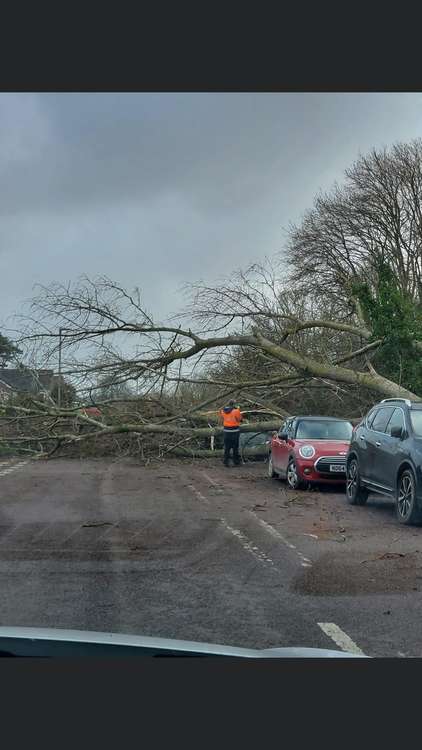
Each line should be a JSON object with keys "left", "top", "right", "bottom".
{"left": 4, "top": 140, "right": 422, "bottom": 458}
{"left": 2, "top": 269, "right": 419, "bottom": 458}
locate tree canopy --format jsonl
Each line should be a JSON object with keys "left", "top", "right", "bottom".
{"left": 0, "top": 334, "right": 22, "bottom": 367}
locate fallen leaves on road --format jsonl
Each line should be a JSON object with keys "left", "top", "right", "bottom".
{"left": 251, "top": 503, "right": 267, "bottom": 512}
{"left": 280, "top": 494, "right": 314, "bottom": 508}
{"left": 360, "top": 552, "right": 406, "bottom": 563}
{"left": 378, "top": 552, "right": 406, "bottom": 560}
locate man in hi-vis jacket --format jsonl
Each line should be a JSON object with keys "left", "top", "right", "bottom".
{"left": 219, "top": 400, "right": 243, "bottom": 467}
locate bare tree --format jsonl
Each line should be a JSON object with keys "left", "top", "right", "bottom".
{"left": 287, "top": 139, "right": 422, "bottom": 312}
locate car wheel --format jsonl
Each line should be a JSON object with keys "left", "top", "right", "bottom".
{"left": 396, "top": 469, "right": 421, "bottom": 525}
{"left": 287, "top": 458, "right": 303, "bottom": 490}
{"left": 268, "top": 454, "right": 278, "bottom": 479}
{"left": 346, "top": 458, "right": 368, "bottom": 505}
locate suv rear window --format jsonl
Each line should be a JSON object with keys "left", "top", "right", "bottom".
{"left": 370, "top": 407, "right": 395, "bottom": 433}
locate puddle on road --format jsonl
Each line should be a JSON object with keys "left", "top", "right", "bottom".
{"left": 292, "top": 550, "right": 422, "bottom": 596}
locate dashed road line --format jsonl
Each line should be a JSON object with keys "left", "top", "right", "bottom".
{"left": 201, "top": 471, "right": 225, "bottom": 494}
{"left": 188, "top": 481, "right": 273, "bottom": 566}
{"left": 201, "top": 472, "right": 218, "bottom": 487}
{"left": 219, "top": 518, "right": 274, "bottom": 565}
{"left": 317, "top": 622, "right": 365, "bottom": 655}
{"left": 250, "top": 513, "right": 312, "bottom": 568}
{"left": 191, "top": 479, "right": 314, "bottom": 570}
{"left": 187, "top": 484, "right": 209, "bottom": 504}
{"left": 0, "top": 460, "right": 29, "bottom": 477}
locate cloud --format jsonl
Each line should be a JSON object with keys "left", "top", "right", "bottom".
{"left": 1, "top": 92, "right": 422, "bottom": 329}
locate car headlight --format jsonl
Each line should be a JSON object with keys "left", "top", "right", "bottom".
{"left": 299, "top": 445, "right": 315, "bottom": 459}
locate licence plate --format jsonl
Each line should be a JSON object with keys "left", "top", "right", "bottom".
{"left": 330, "top": 464, "right": 346, "bottom": 473}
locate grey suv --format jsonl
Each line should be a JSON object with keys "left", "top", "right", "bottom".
{"left": 346, "top": 398, "right": 422, "bottom": 525}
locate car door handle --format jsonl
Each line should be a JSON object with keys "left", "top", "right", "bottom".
{"left": 375, "top": 441, "right": 381, "bottom": 447}
{"left": 359, "top": 435, "right": 365, "bottom": 440}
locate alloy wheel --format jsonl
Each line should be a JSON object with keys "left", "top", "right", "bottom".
{"left": 397, "top": 473, "right": 413, "bottom": 519}
{"left": 287, "top": 460, "right": 299, "bottom": 489}
{"left": 347, "top": 461, "right": 357, "bottom": 500}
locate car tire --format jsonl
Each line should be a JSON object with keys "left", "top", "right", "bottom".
{"left": 346, "top": 457, "right": 368, "bottom": 505}
{"left": 396, "top": 469, "right": 421, "bottom": 525}
{"left": 287, "top": 458, "right": 303, "bottom": 490}
{"left": 268, "top": 454, "right": 278, "bottom": 479}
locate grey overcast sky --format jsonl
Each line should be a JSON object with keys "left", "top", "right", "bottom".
{"left": 1, "top": 92, "right": 422, "bottom": 331}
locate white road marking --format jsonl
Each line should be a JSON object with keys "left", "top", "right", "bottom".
{"left": 219, "top": 518, "right": 273, "bottom": 565}
{"left": 317, "top": 622, "right": 365, "bottom": 655}
{"left": 191, "top": 483, "right": 315, "bottom": 571}
{"left": 0, "top": 460, "right": 29, "bottom": 477}
{"left": 202, "top": 472, "right": 218, "bottom": 487}
{"left": 303, "top": 533, "right": 319, "bottom": 539}
{"left": 252, "top": 515, "right": 296, "bottom": 548}
{"left": 250, "top": 513, "right": 313, "bottom": 568}
{"left": 187, "top": 481, "right": 273, "bottom": 566}
{"left": 187, "top": 484, "right": 209, "bottom": 504}
{"left": 201, "top": 471, "right": 225, "bottom": 494}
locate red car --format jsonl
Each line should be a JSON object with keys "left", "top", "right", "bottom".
{"left": 268, "top": 415, "right": 353, "bottom": 489}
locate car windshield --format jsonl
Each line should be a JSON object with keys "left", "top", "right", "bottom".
{"left": 295, "top": 420, "right": 353, "bottom": 440}
{"left": 410, "top": 410, "right": 422, "bottom": 436}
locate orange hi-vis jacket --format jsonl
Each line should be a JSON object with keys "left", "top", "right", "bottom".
{"left": 220, "top": 406, "right": 243, "bottom": 430}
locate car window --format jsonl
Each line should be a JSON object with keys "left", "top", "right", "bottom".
{"left": 295, "top": 419, "right": 352, "bottom": 440}
{"left": 370, "top": 407, "right": 395, "bottom": 433}
{"left": 366, "top": 408, "right": 378, "bottom": 428}
{"left": 385, "top": 408, "right": 405, "bottom": 435}
{"left": 278, "top": 421, "right": 287, "bottom": 437}
{"left": 410, "top": 410, "right": 422, "bottom": 436}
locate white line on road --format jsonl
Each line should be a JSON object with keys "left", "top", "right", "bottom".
{"left": 187, "top": 481, "right": 273, "bottom": 566}
{"left": 219, "top": 518, "right": 274, "bottom": 565}
{"left": 187, "top": 484, "right": 209, "bottom": 504}
{"left": 250, "top": 513, "right": 313, "bottom": 568}
{"left": 252, "top": 515, "right": 296, "bottom": 548}
{"left": 191, "top": 483, "right": 314, "bottom": 571}
{"left": 317, "top": 622, "right": 365, "bottom": 655}
{"left": 202, "top": 472, "right": 218, "bottom": 487}
{"left": 0, "top": 460, "right": 29, "bottom": 477}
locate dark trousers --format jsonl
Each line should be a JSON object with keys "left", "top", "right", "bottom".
{"left": 223, "top": 430, "right": 241, "bottom": 465}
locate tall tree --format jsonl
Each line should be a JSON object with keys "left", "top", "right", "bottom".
{"left": 287, "top": 139, "right": 422, "bottom": 316}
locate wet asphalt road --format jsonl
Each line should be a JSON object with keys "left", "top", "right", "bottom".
{"left": 1, "top": 456, "right": 422, "bottom": 656}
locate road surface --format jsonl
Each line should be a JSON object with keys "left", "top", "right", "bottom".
{"left": 1, "top": 455, "right": 422, "bottom": 656}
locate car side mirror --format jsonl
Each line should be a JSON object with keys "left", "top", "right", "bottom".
{"left": 278, "top": 431, "right": 288, "bottom": 442}
{"left": 390, "top": 425, "right": 404, "bottom": 439}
